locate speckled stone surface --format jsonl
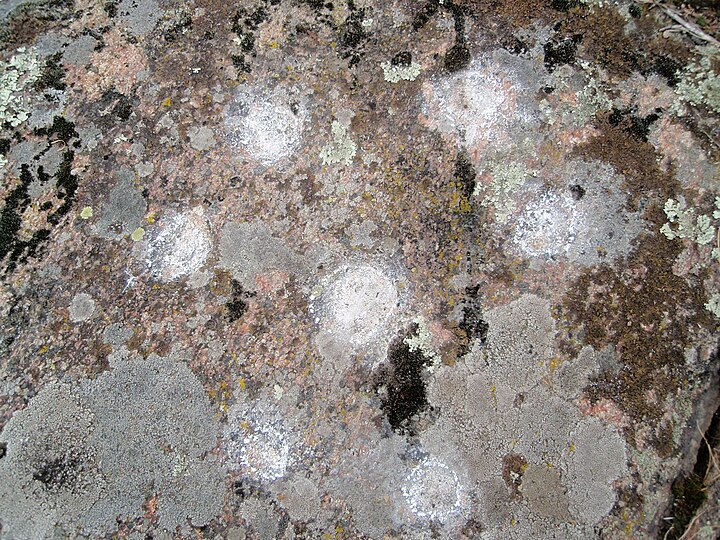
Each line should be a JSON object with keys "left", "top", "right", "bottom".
{"left": 1, "top": 1, "right": 719, "bottom": 539}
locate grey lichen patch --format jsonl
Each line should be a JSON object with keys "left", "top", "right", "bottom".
{"left": 218, "top": 221, "right": 305, "bottom": 291}
{"left": 520, "top": 464, "right": 572, "bottom": 521}
{"left": 0, "top": 352, "right": 225, "bottom": 538}
{"left": 319, "top": 121, "right": 357, "bottom": 167}
{"left": 423, "top": 294, "right": 628, "bottom": 533}
{"left": 660, "top": 195, "right": 717, "bottom": 247}
{"left": 95, "top": 171, "right": 147, "bottom": 240}
{"left": 187, "top": 125, "right": 217, "bottom": 152}
{"left": 346, "top": 219, "right": 377, "bottom": 249}
{"left": 476, "top": 161, "right": 534, "bottom": 224}
{"left": 69, "top": 292, "right": 96, "bottom": 322}
{"left": 118, "top": 0, "right": 164, "bottom": 38}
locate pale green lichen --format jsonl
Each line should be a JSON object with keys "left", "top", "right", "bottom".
{"left": 475, "top": 162, "right": 535, "bottom": 223}
{"left": 404, "top": 315, "right": 440, "bottom": 371}
{"left": 381, "top": 61, "right": 421, "bottom": 83}
{"left": 0, "top": 47, "right": 41, "bottom": 130}
{"left": 320, "top": 121, "right": 356, "bottom": 166}
{"left": 80, "top": 206, "right": 94, "bottom": 220}
{"left": 660, "top": 196, "right": 716, "bottom": 246}
{"left": 673, "top": 46, "right": 720, "bottom": 115}
{"left": 130, "top": 227, "right": 145, "bottom": 241}
{"left": 705, "top": 293, "right": 720, "bottom": 318}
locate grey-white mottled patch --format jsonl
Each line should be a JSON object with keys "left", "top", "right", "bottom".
{"left": 512, "top": 160, "right": 646, "bottom": 265}
{"left": 187, "top": 125, "right": 217, "bottom": 151}
{"left": 223, "top": 85, "right": 308, "bottom": 167}
{"left": 423, "top": 294, "right": 628, "bottom": 534}
{"left": 402, "top": 456, "right": 466, "bottom": 522}
{"left": 95, "top": 171, "right": 147, "bottom": 240}
{"left": 144, "top": 207, "right": 212, "bottom": 281}
{"left": 346, "top": 220, "right": 377, "bottom": 249}
{"left": 218, "top": 220, "right": 305, "bottom": 290}
{"left": 69, "top": 292, "right": 96, "bottom": 322}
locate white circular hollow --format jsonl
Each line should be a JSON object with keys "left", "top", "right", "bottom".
{"left": 512, "top": 190, "right": 582, "bottom": 260}
{"left": 237, "top": 422, "right": 291, "bottom": 482}
{"left": 402, "top": 457, "right": 464, "bottom": 522}
{"left": 145, "top": 207, "right": 212, "bottom": 281}
{"left": 313, "top": 264, "right": 399, "bottom": 347}
{"left": 223, "top": 86, "right": 307, "bottom": 166}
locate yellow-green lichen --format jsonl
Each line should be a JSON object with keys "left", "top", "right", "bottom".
{"left": 0, "top": 47, "right": 41, "bottom": 130}
{"left": 320, "top": 121, "right": 357, "bottom": 167}
{"left": 80, "top": 206, "right": 93, "bottom": 220}
{"left": 673, "top": 46, "right": 720, "bottom": 115}
{"left": 130, "top": 227, "right": 145, "bottom": 241}
{"left": 381, "top": 61, "right": 421, "bottom": 83}
{"left": 476, "top": 162, "right": 535, "bottom": 224}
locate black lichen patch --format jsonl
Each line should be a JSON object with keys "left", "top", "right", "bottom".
{"left": 0, "top": 143, "right": 77, "bottom": 272}
{"left": 644, "top": 55, "right": 683, "bottom": 87}
{"left": 104, "top": 0, "right": 118, "bottom": 18}
{"left": 608, "top": 108, "right": 660, "bottom": 143}
{"left": 163, "top": 10, "right": 193, "bottom": 42}
{"left": 550, "top": 0, "right": 580, "bottom": 12}
{"left": 454, "top": 150, "right": 476, "bottom": 198}
{"left": 33, "top": 454, "right": 85, "bottom": 493}
{"left": 0, "top": 442, "right": 6, "bottom": 459}
{"left": 97, "top": 89, "right": 135, "bottom": 123}
{"left": 412, "top": 0, "right": 441, "bottom": 30}
{"left": 34, "top": 52, "right": 66, "bottom": 92}
{"left": 444, "top": 3, "right": 471, "bottom": 73}
{"left": 226, "top": 280, "right": 256, "bottom": 322}
{"left": 35, "top": 115, "right": 79, "bottom": 145}
{"left": 543, "top": 38, "right": 577, "bottom": 72}
{"left": 338, "top": 2, "right": 368, "bottom": 68}
{"left": 460, "top": 519, "right": 484, "bottom": 537}
{"left": 374, "top": 329, "right": 434, "bottom": 436}
{"left": 230, "top": 3, "right": 272, "bottom": 74}
{"left": 456, "top": 284, "right": 489, "bottom": 356}
{"left": 391, "top": 51, "right": 412, "bottom": 67}
{"left": 568, "top": 183, "right": 585, "bottom": 200}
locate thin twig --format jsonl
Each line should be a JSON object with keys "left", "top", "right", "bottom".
{"left": 641, "top": 0, "right": 720, "bottom": 47}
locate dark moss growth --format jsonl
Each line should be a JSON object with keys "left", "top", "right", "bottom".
{"left": 502, "top": 453, "right": 528, "bottom": 499}
{"left": 543, "top": 39, "right": 577, "bottom": 72}
{"left": 457, "top": 284, "right": 489, "bottom": 356}
{"left": 375, "top": 328, "right": 434, "bottom": 435}
{"left": 629, "top": 2, "right": 642, "bottom": 18}
{"left": 454, "top": 150, "right": 476, "bottom": 198}
{"left": 34, "top": 52, "right": 65, "bottom": 92}
{"left": 576, "top": 111, "right": 675, "bottom": 204}
{"left": 562, "top": 233, "right": 712, "bottom": 432}
{"left": 502, "top": 35, "right": 528, "bottom": 55}
{"left": 550, "top": 0, "right": 580, "bottom": 11}
{"left": 391, "top": 51, "right": 412, "bottom": 67}
{"left": 231, "top": 54, "right": 252, "bottom": 73}
{"left": 226, "top": 280, "right": 256, "bottom": 322}
{"left": 569, "top": 184, "right": 585, "bottom": 200}
{"left": 0, "top": 139, "right": 10, "bottom": 155}
{"left": 660, "top": 473, "right": 708, "bottom": 540}
{"left": 562, "top": 7, "right": 639, "bottom": 76}
{"left": 608, "top": 108, "right": 660, "bottom": 142}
